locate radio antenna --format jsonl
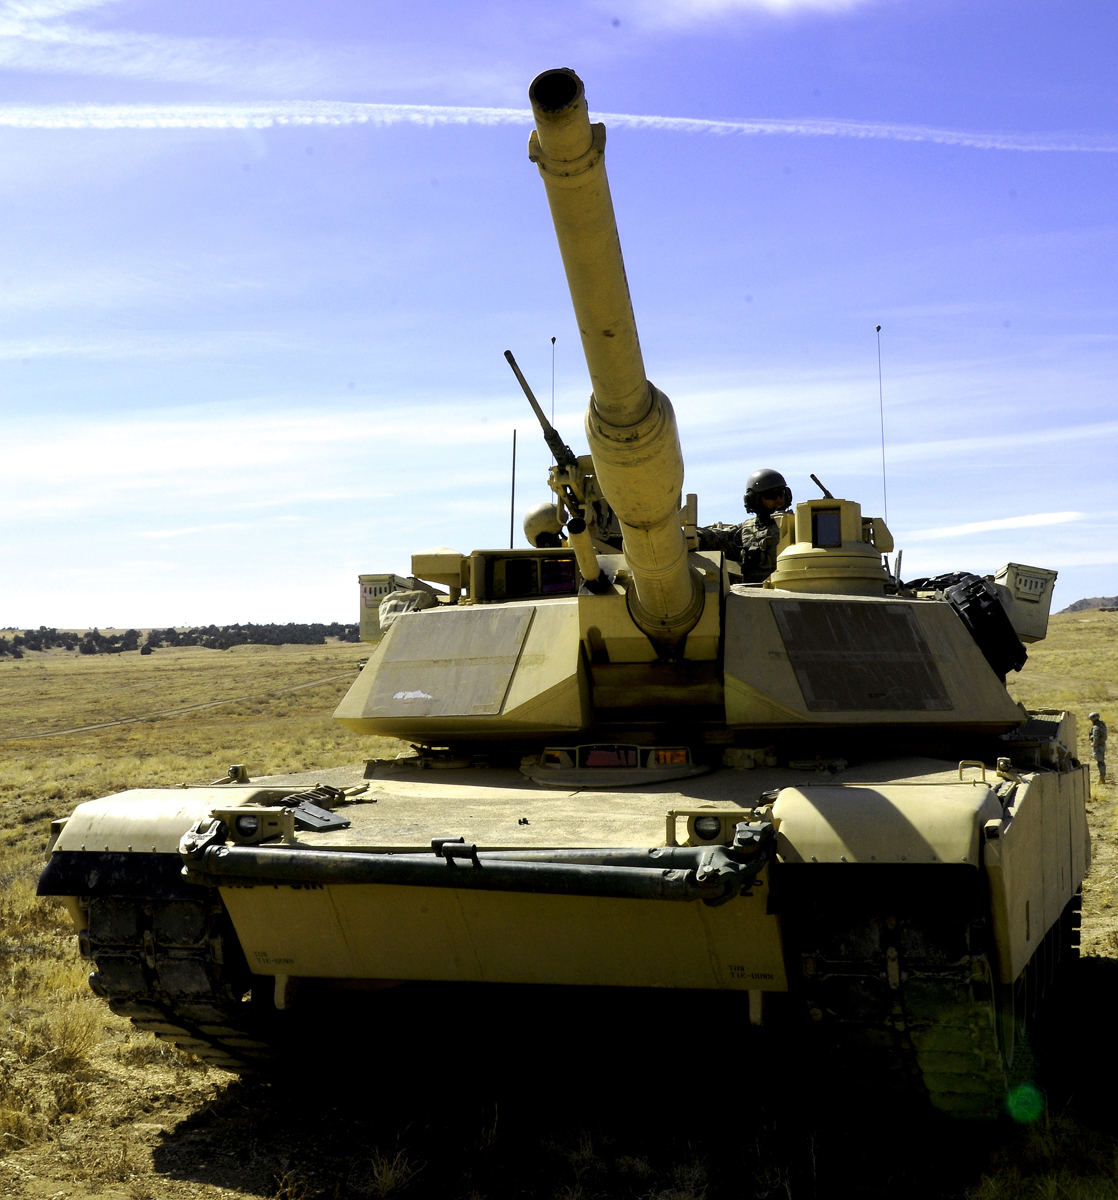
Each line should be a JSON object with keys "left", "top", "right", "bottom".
{"left": 550, "top": 336, "right": 557, "bottom": 466}
{"left": 509, "top": 429, "right": 517, "bottom": 549}
{"left": 876, "top": 324, "right": 888, "bottom": 524}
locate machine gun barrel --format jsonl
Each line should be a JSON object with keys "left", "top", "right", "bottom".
{"left": 528, "top": 68, "right": 703, "bottom": 647}
{"left": 504, "top": 350, "right": 578, "bottom": 467}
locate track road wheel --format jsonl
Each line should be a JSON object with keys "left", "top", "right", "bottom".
{"left": 85, "top": 893, "right": 279, "bottom": 1069}
{"left": 796, "top": 892, "right": 1080, "bottom": 1120}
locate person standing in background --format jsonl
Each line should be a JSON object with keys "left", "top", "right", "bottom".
{"left": 1089, "top": 711, "right": 1108, "bottom": 783}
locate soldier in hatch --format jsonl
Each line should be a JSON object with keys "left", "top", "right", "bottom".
{"left": 1089, "top": 711, "right": 1108, "bottom": 784}
{"left": 698, "top": 468, "right": 793, "bottom": 584}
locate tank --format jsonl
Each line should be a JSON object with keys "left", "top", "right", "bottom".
{"left": 39, "top": 68, "right": 1087, "bottom": 1118}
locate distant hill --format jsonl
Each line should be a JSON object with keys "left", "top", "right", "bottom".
{"left": 1058, "top": 596, "right": 1118, "bottom": 614}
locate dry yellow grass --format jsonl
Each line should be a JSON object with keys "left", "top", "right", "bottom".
{"left": 0, "top": 617, "right": 1117, "bottom": 1198}
{"left": 0, "top": 639, "right": 404, "bottom": 1196}
{"left": 1009, "top": 610, "right": 1118, "bottom": 957}
{"left": 1009, "top": 609, "right": 1118, "bottom": 766}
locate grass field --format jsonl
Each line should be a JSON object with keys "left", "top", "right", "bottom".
{"left": 0, "top": 614, "right": 1117, "bottom": 1199}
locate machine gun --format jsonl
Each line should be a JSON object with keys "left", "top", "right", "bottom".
{"left": 503, "top": 350, "right": 621, "bottom": 567}
{"left": 504, "top": 350, "right": 578, "bottom": 469}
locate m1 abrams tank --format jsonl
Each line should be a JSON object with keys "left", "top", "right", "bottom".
{"left": 39, "top": 68, "right": 1087, "bottom": 1118}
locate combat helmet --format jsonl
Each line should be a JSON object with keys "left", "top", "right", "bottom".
{"left": 744, "top": 468, "right": 792, "bottom": 515}
{"left": 523, "top": 501, "right": 564, "bottom": 547}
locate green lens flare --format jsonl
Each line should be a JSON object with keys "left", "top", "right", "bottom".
{"left": 1006, "top": 1083, "right": 1045, "bottom": 1123}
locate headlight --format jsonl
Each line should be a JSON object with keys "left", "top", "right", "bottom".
{"left": 693, "top": 815, "right": 722, "bottom": 841}
{"left": 235, "top": 814, "right": 260, "bottom": 837}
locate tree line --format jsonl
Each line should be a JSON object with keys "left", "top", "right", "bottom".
{"left": 0, "top": 623, "right": 361, "bottom": 658}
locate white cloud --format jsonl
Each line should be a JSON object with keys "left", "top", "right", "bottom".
{"left": 882, "top": 421, "right": 1118, "bottom": 467}
{"left": 0, "top": 0, "right": 520, "bottom": 99}
{"left": 663, "top": 0, "right": 866, "bottom": 8}
{"left": 609, "top": 0, "right": 874, "bottom": 26}
{"left": 599, "top": 113, "right": 1118, "bottom": 154}
{"left": 0, "top": 404, "right": 525, "bottom": 518}
{"left": 0, "top": 1, "right": 117, "bottom": 19}
{"left": 0, "top": 100, "right": 1113, "bottom": 155}
{"left": 673, "top": 369, "right": 1118, "bottom": 475}
{"left": 905, "top": 512, "right": 1085, "bottom": 541}
{"left": 0, "top": 100, "right": 530, "bottom": 131}
{"left": 0, "top": 392, "right": 1113, "bottom": 625}
{"left": 136, "top": 522, "right": 249, "bottom": 539}
{"left": 0, "top": 330, "right": 281, "bottom": 360}
{"left": 0, "top": 0, "right": 880, "bottom": 100}
{"left": 0, "top": 0, "right": 365, "bottom": 91}
{"left": 766, "top": 418, "right": 1118, "bottom": 477}
{"left": 0, "top": 2, "right": 1107, "bottom": 154}
{"left": 1036, "top": 550, "right": 1118, "bottom": 569}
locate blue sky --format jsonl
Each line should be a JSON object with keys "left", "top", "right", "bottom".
{"left": 0, "top": 0, "right": 1114, "bottom": 627}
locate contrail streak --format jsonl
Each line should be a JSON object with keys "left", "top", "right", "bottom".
{"left": 0, "top": 100, "right": 1113, "bottom": 152}
{"left": 905, "top": 511, "right": 1084, "bottom": 541}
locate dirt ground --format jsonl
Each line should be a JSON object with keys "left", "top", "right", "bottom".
{"left": 2, "top": 614, "right": 1118, "bottom": 1199}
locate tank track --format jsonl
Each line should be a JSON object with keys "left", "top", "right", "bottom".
{"left": 82, "top": 892, "right": 275, "bottom": 1070}
{"left": 796, "top": 891, "right": 1080, "bottom": 1118}
{"left": 81, "top": 885, "right": 1081, "bottom": 1107}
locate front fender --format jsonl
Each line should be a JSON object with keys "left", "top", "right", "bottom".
{"left": 772, "top": 782, "right": 1003, "bottom": 866}
{"left": 37, "top": 787, "right": 288, "bottom": 904}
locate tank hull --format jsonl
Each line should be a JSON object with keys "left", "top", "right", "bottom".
{"left": 40, "top": 746, "right": 1088, "bottom": 1115}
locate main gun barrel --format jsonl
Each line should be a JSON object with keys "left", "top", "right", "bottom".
{"left": 528, "top": 68, "right": 703, "bottom": 646}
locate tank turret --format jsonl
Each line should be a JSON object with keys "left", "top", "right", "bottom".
{"left": 333, "top": 69, "right": 1044, "bottom": 749}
